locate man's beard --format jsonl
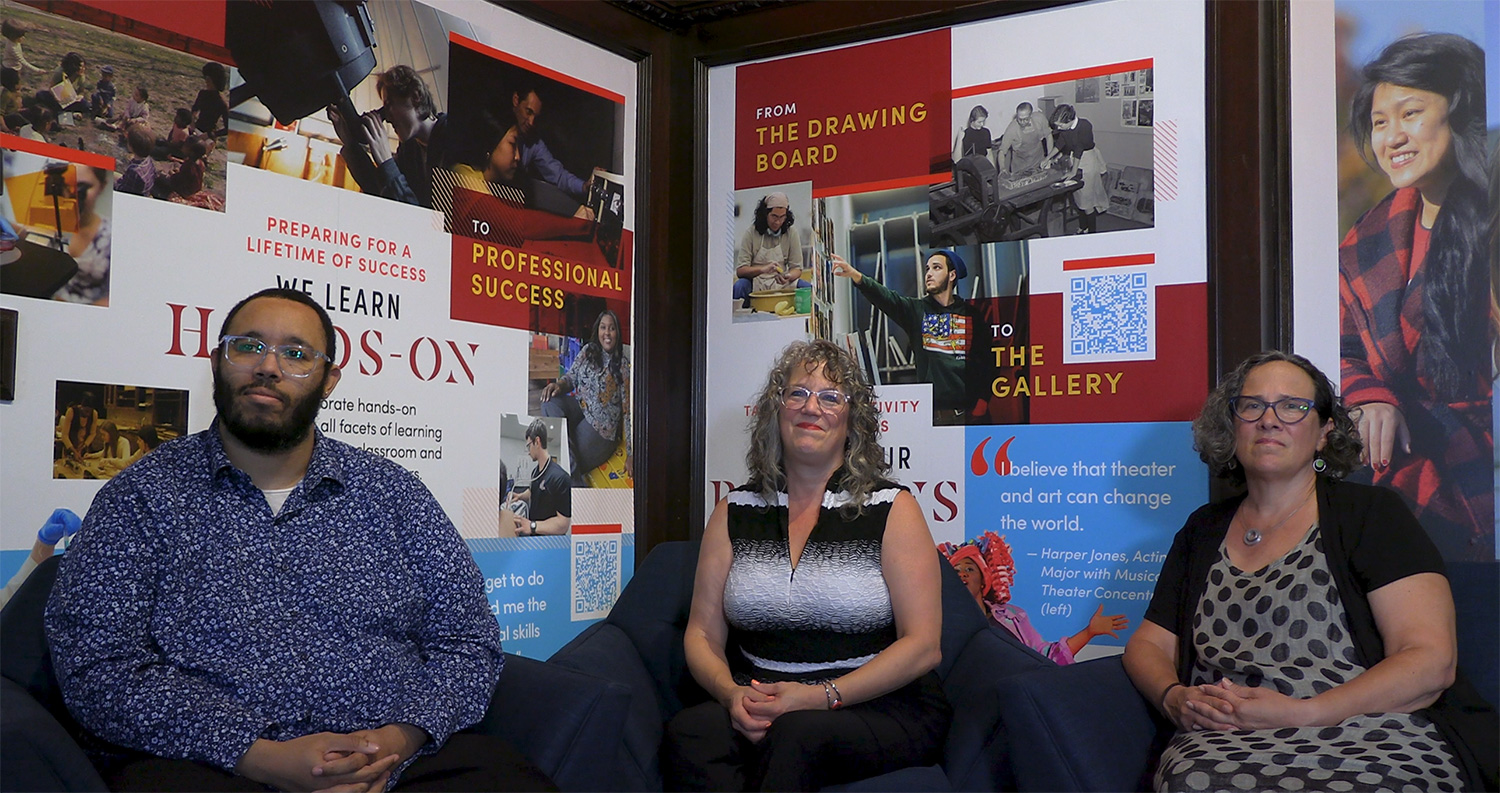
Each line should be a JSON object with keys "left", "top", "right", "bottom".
{"left": 213, "top": 364, "right": 324, "bottom": 452}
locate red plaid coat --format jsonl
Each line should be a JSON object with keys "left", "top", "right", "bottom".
{"left": 1339, "top": 187, "right": 1493, "bottom": 560}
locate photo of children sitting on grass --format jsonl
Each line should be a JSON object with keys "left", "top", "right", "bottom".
{"left": 0, "top": 5, "right": 227, "bottom": 212}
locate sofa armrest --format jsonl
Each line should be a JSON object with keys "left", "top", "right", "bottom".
{"left": 1, "top": 677, "right": 106, "bottom": 792}
{"left": 466, "top": 652, "right": 630, "bottom": 792}
{"left": 1449, "top": 562, "right": 1498, "bottom": 708}
{"left": 996, "top": 656, "right": 1168, "bottom": 792}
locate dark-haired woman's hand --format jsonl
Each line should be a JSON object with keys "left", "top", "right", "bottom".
{"left": 1170, "top": 684, "right": 1237, "bottom": 731}
{"left": 1192, "top": 679, "right": 1311, "bottom": 730}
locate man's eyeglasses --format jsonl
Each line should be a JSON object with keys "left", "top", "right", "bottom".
{"left": 220, "top": 335, "right": 330, "bottom": 378}
{"left": 1230, "top": 396, "right": 1315, "bottom": 424}
{"left": 782, "top": 386, "right": 850, "bottom": 412}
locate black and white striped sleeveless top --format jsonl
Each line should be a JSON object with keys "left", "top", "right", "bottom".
{"left": 722, "top": 475, "right": 903, "bottom": 683}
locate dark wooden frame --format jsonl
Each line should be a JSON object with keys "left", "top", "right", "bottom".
{"left": 500, "top": 0, "right": 1287, "bottom": 554}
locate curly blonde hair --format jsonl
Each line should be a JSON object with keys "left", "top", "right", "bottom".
{"left": 745, "top": 340, "right": 888, "bottom": 513}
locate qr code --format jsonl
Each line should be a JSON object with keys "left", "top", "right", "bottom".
{"left": 1064, "top": 271, "right": 1154, "bottom": 363}
{"left": 571, "top": 533, "right": 621, "bottom": 621}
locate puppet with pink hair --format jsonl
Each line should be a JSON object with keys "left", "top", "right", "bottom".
{"left": 939, "top": 531, "right": 1127, "bottom": 664}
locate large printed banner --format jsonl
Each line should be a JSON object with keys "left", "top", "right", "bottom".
{"left": 705, "top": 0, "right": 1209, "bottom": 658}
{"left": 1289, "top": 0, "right": 1496, "bottom": 561}
{"left": 0, "top": 0, "right": 636, "bottom": 659}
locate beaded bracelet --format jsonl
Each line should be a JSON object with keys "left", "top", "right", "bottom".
{"left": 819, "top": 679, "right": 847, "bottom": 709}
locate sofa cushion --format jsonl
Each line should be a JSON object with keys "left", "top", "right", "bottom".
{"left": 941, "top": 627, "right": 1045, "bottom": 790}
{"left": 935, "top": 558, "right": 991, "bottom": 680}
{"left": 1, "top": 677, "right": 107, "bottom": 792}
{"left": 826, "top": 763, "right": 949, "bottom": 791}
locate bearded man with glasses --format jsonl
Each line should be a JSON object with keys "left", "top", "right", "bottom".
{"left": 45, "top": 288, "right": 554, "bottom": 792}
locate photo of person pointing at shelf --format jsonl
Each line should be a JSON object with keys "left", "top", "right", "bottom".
{"left": 830, "top": 250, "right": 989, "bottom": 424}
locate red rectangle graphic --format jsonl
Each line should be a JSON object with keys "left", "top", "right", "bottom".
{"left": 1062, "top": 253, "right": 1156, "bottom": 271}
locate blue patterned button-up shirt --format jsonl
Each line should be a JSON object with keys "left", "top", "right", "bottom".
{"left": 45, "top": 424, "right": 503, "bottom": 780}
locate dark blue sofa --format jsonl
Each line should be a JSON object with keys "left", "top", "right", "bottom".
{"left": 548, "top": 540, "right": 1052, "bottom": 791}
{"left": 0, "top": 555, "right": 633, "bottom": 792}
{"left": 994, "top": 560, "right": 1500, "bottom": 792}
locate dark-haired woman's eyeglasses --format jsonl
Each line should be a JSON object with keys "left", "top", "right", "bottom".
{"left": 782, "top": 387, "right": 849, "bottom": 412}
{"left": 1230, "top": 396, "right": 1314, "bottom": 424}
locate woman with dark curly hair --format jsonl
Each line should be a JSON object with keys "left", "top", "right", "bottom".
{"left": 541, "top": 308, "right": 630, "bottom": 480}
{"left": 732, "top": 192, "right": 808, "bottom": 306}
{"left": 663, "top": 339, "right": 950, "bottom": 791}
{"left": 1123, "top": 351, "right": 1495, "bottom": 792}
{"left": 1339, "top": 32, "right": 1492, "bottom": 561}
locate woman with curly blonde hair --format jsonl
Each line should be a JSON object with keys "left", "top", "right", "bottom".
{"left": 742, "top": 339, "right": 886, "bottom": 511}
{"left": 665, "top": 339, "right": 950, "bottom": 791}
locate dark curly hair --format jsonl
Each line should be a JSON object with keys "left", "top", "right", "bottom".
{"left": 745, "top": 340, "right": 887, "bottom": 514}
{"left": 579, "top": 309, "right": 624, "bottom": 384}
{"left": 752, "top": 196, "right": 795, "bottom": 236}
{"left": 1192, "top": 351, "right": 1362, "bottom": 483}
{"left": 1348, "top": 33, "right": 1489, "bottom": 401}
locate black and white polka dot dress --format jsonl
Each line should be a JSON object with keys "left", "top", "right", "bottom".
{"left": 1155, "top": 527, "right": 1463, "bottom": 793}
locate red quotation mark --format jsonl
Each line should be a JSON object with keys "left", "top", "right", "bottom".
{"left": 970, "top": 436, "right": 1015, "bottom": 477}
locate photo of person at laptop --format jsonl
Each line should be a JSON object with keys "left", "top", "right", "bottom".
{"left": 447, "top": 115, "right": 593, "bottom": 220}
{"left": 504, "top": 419, "right": 571, "bottom": 537}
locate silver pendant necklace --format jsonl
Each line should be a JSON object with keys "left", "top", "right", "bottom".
{"left": 1238, "top": 491, "right": 1314, "bottom": 546}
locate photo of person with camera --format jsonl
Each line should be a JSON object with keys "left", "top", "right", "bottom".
{"left": 327, "top": 64, "right": 450, "bottom": 209}
{"left": 0, "top": 149, "right": 114, "bottom": 306}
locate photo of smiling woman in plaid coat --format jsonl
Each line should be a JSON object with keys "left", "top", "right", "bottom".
{"left": 1338, "top": 32, "right": 1492, "bottom": 561}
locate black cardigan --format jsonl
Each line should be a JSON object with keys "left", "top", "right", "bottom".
{"left": 1144, "top": 478, "right": 1497, "bottom": 790}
